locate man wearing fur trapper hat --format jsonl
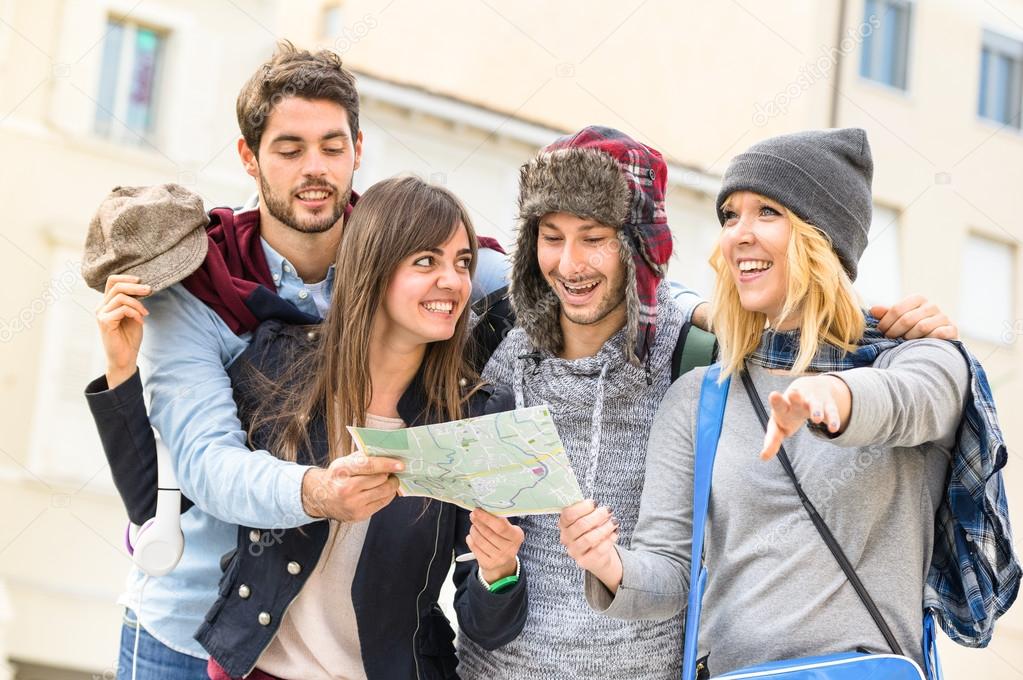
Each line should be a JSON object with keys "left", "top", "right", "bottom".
{"left": 457, "top": 126, "right": 694, "bottom": 679}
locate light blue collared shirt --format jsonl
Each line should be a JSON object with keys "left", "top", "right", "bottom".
{"left": 260, "top": 239, "right": 335, "bottom": 318}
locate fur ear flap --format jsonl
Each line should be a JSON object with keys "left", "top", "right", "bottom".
{"left": 509, "top": 216, "right": 564, "bottom": 355}
{"left": 618, "top": 229, "right": 641, "bottom": 366}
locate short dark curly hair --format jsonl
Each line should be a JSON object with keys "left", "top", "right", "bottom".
{"left": 236, "top": 41, "right": 359, "bottom": 156}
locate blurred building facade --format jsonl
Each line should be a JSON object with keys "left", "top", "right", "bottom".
{"left": 0, "top": 0, "right": 1020, "bottom": 677}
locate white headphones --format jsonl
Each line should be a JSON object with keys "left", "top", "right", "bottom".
{"left": 126, "top": 437, "right": 184, "bottom": 577}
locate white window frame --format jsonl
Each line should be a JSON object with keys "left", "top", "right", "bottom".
{"left": 959, "top": 232, "right": 1017, "bottom": 344}
{"left": 860, "top": 0, "right": 914, "bottom": 91}
{"left": 322, "top": 3, "right": 346, "bottom": 39}
{"left": 93, "top": 15, "right": 167, "bottom": 145}
{"left": 26, "top": 245, "right": 117, "bottom": 493}
{"left": 978, "top": 29, "right": 1023, "bottom": 129}
{"left": 855, "top": 204, "right": 902, "bottom": 308}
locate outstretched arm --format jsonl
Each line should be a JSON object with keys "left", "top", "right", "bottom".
{"left": 693, "top": 293, "right": 959, "bottom": 339}
{"left": 759, "top": 340, "right": 970, "bottom": 460}
{"left": 138, "top": 285, "right": 318, "bottom": 528}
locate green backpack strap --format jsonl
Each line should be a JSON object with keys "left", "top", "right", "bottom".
{"left": 671, "top": 321, "right": 718, "bottom": 381}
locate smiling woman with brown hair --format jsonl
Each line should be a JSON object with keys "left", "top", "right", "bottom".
{"left": 91, "top": 175, "right": 529, "bottom": 680}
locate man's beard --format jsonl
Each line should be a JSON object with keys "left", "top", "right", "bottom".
{"left": 259, "top": 171, "right": 351, "bottom": 234}
{"left": 558, "top": 277, "right": 628, "bottom": 326}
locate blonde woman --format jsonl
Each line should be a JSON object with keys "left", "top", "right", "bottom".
{"left": 560, "top": 129, "right": 1015, "bottom": 676}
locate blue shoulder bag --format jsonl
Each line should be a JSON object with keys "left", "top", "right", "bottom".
{"left": 683, "top": 364, "right": 944, "bottom": 680}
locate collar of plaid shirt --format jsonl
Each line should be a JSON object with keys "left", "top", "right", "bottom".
{"left": 746, "top": 318, "right": 1021, "bottom": 647}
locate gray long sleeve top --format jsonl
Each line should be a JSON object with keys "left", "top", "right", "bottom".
{"left": 586, "top": 339, "right": 969, "bottom": 676}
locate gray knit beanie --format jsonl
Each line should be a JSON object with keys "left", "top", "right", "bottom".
{"left": 715, "top": 128, "right": 873, "bottom": 281}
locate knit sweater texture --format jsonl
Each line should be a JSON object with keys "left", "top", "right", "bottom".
{"left": 457, "top": 283, "right": 692, "bottom": 680}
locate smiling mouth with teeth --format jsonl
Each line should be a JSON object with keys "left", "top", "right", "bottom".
{"left": 561, "top": 280, "right": 600, "bottom": 295}
{"left": 422, "top": 301, "right": 456, "bottom": 314}
{"left": 738, "top": 260, "right": 773, "bottom": 274}
{"left": 296, "top": 189, "right": 332, "bottom": 201}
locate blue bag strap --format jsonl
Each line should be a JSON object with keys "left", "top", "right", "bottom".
{"left": 682, "top": 364, "right": 730, "bottom": 680}
{"left": 922, "top": 610, "right": 944, "bottom": 680}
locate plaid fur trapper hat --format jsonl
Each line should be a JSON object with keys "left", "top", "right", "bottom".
{"left": 511, "top": 125, "right": 673, "bottom": 364}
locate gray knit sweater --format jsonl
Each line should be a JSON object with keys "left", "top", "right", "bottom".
{"left": 457, "top": 284, "right": 691, "bottom": 680}
{"left": 586, "top": 340, "right": 969, "bottom": 675}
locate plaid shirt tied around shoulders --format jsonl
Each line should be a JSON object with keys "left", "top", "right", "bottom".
{"left": 747, "top": 317, "right": 1020, "bottom": 646}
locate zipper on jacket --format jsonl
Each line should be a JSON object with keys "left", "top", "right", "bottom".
{"left": 411, "top": 509, "right": 444, "bottom": 679}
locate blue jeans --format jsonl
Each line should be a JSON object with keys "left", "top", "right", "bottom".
{"left": 118, "top": 609, "right": 208, "bottom": 679}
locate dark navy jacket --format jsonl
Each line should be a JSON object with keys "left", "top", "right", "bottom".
{"left": 202, "top": 319, "right": 526, "bottom": 678}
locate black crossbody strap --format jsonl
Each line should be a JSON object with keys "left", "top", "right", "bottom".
{"left": 739, "top": 366, "right": 904, "bottom": 657}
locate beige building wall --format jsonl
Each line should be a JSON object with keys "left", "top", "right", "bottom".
{"left": 0, "top": 1, "right": 274, "bottom": 675}
{"left": 0, "top": 0, "right": 1020, "bottom": 677}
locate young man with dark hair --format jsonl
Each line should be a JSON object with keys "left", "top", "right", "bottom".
{"left": 85, "top": 42, "right": 511, "bottom": 678}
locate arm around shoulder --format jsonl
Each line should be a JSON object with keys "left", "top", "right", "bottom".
{"left": 139, "top": 285, "right": 317, "bottom": 528}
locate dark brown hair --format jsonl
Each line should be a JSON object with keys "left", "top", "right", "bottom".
{"left": 249, "top": 176, "right": 480, "bottom": 464}
{"left": 236, "top": 40, "right": 359, "bottom": 157}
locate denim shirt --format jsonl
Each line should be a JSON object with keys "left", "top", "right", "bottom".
{"left": 117, "top": 235, "right": 336, "bottom": 655}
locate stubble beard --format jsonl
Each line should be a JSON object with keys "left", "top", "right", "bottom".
{"left": 558, "top": 276, "right": 628, "bottom": 327}
{"left": 259, "top": 171, "right": 352, "bottom": 235}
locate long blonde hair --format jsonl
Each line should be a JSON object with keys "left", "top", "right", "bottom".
{"left": 245, "top": 176, "right": 479, "bottom": 463}
{"left": 710, "top": 199, "right": 865, "bottom": 378}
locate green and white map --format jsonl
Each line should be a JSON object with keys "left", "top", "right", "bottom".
{"left": 348, "top": 405, "right": 582, "bottom": 516}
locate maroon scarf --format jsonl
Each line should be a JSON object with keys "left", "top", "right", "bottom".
{"left": 181, "top": 206, "right": 276, "bottom": 335}
{"left": 182, "top": 197, "right": 504, "bottom": 336}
